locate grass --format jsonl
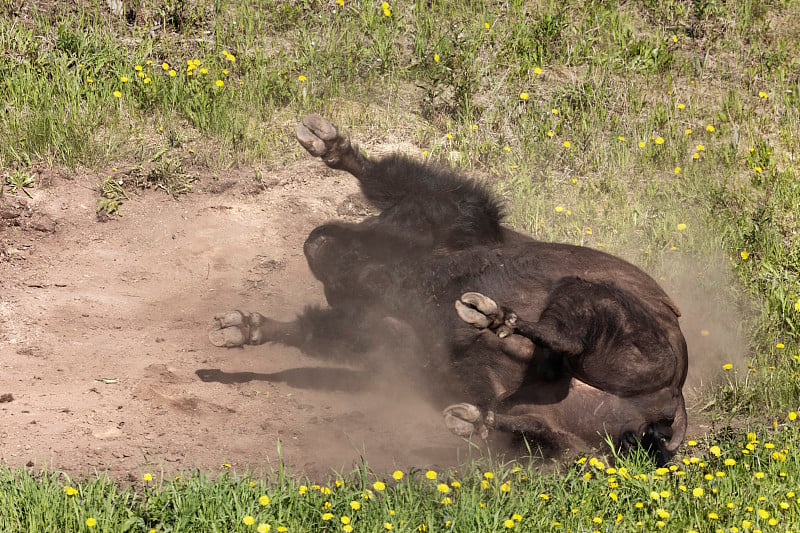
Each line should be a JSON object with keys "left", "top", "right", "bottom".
{"left": 2, "top": 0, "right": 800, "bottom": 530}
{"left": 3, "top": 420, "right": 800, "bottom": 532}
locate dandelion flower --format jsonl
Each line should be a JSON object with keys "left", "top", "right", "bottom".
{"left": 243, "top": 516, "right": 255, "bottom": 526}
{"left": 789, "top": 412, "right": 797, "bottom": 421}
{"left": 776, "top": 343, "right": 784, "bottom": 349}
{"left": 655, "top": 137, "right": 664, "bottom": 144}
{"left": 86, "top": 518, "right": 97, "bottom": 527}
{"left": 135, "top": 65, "right": 142, "bottom": 71}
{"left": 437, "top": 483, "right": 450, "bottom": 493}
{"left": 741, "top": 251, "right": 749, "bottom": 260}
{"left": 696, "top": 144, "right": 705, "bottom": 151}
{"left": 434, "top": 54, "right": 440, "bottom": 63}
{"left": 113, "top": 90, "right": 122, "bottom": 98}
{"left": 215, "top": 79, "right": 224, "bottom": 87}
{"left": 384, "top": 523, "right": 393, "bottom": 530}
{"left": 677, "top": 103, "right": 685, "bottom": 110}
{"left": 555, "top": 206, "right": 564, "bottom": 213}
{"left": 257, "top": 525, "right": 270, "bottom": 533}
{"left": 707, "top": 512, "right": 719, "bottom": 520}
{"left": 298, "top": 75, "right": 307, "bottom": 81}
{"left": 551, "top": 108, "right": 559, "bottom": 115}
{"left": 710, "top": 446, "right": 721, "bottom": 457}
{"left": 373, "top": 481, "right": 385, "bottom": 491}
{"left": 693, "top": 487, "right": 704, "bottom": 497}
{"left": 677, "top": 223, "right": 687, "bottom": 231}
{"left": 341, "top": 516, "right": 351, "bottom": 525}
{"left": 259, "top": 495, "right": 270, "bottom": 506}
{"left": 723, "top": 363, "right": 733, "bottom": 371}
{"left": 758, "top": 91, "right": 768, "bottom": 98}
{"left": 337, "top": 0, "right": 344, "bottom": 5}
{"left": 484, "top": 22, "right": 491, "bottom": 29}
{"left": 143, "top": 473, "right": 153, "bottom": 482}
{"left": 426, "top": 470, "right": 437, "bottom": 480}
{"left": 563, "top": 140, "right": 571, "bottom": 148}
{"left": 692, "top": 153, "right": 699, "bottom": 160}
{"left": 120, "top": 76, "right": 129, "bottom": 83}
{"left": 656, "top": 509, "right": 670, "bottom": 519}
{"left": 519, "top": 92, "right": 529, "bottom": 100}
{"left": 638, "top": 141, "right": 646, "bottom": 148}
{"left": 169, "top": 69, "right": 176, "bottom": 77}
{"left": 64, "top": 486, "right": 78, "bottom": 496}
{"left": 706, "top": 125, "right": 715, "bottom": 132}
{"left": 143, "top": 77, "right": 151, "bottom": 84}
{"left": 534, "top": 67, "right": 542, "bottom": 75}
{"left": 350, "top": 500, "right": 360, "bottom": 510}
{"left": 685, "top": 128, "right": 692, "bottom": 135}
{"left": 500, "top": 482, "right": 511, "bottom": 492}
{"left": 725, "top": 458, "right": 736, "bottom": 466}
{"left": 298, "top": 485, "right": 308, "bottom": 494}
{"left": 618, "top": 135, "right": 625, "bottom": 141}
{"left": 504, "top": 519, "right": 515, "bottom": 529}
{"left": 322, "top": 513, "right": 334, "bottom": 521}
{"left": 162, "top": 62, "right": 169, "bottom": 70}
{"left": 674, "top": 166, "right": 681, "bottom": 174}
{"left": 547, "top": 131, "right": 554, "bottom": 138}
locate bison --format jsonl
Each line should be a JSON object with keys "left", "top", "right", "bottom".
{"left": 210, "top": 115, "right": 688, "bottom": 465}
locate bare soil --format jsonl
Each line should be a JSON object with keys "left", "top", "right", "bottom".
{"left": 0, "top": 161, "right": 483, "bottom": 482}
{"left": 0, "top": 158, "right": 716, "bottom": 482}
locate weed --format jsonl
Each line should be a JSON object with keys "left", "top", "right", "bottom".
{"left": 4, "top": 170, "right": 34, "bottom": 198}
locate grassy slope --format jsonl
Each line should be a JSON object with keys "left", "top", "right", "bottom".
{"left": 1, "top": 0, "right": 800, "bottom": 530}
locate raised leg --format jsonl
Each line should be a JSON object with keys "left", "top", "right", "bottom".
{"left": 297, "top": 115, "right": 504, "bottom": 250}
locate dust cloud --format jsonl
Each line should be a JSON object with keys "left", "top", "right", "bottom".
{"left": 658, "top": 251, "right": 757, "bottom": 400}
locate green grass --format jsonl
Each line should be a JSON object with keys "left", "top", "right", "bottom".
{"left": 2, "top": 0, "right": 800, "bottom": 529}
{"left": 2, "top": 422, "right": 800, "bottom": 532}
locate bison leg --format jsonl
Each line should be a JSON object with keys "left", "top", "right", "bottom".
{"left": 296, "top": 114, "right": 372, "bottom": 179}
{"left": 209, "top": 310, "right": 301, "bottom": 348}
{"left": 297, "top": 115, "right": 504, "bottom": 250}
{"left": 455, "top": 293, "right": 535, "bottom": 362}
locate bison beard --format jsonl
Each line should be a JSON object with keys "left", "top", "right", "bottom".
{"left": 210, "top": 115, "right": 688, "bottom": 466}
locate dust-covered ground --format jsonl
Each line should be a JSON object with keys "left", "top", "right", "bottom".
{"left": 0, "top": 155, "right": 730, "bottom": 482}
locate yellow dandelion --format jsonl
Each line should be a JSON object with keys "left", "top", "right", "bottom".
{"left": 723, "top": 363, "right": 733, "bottom": 370}
{"left": 710, "top": 446, "right": 721, "bottom": 456}
{"left": 437, "top": 483, "right": 450, "bottom": 493}
{"left": 298, "top": 75, "right": 307, "bottom": 81}
{"left": 384, "top": 523, "right": 393, "bottom": 530}
{"left": 383, "top": 7, "right": 391, "bottom": 16}
{"left": 257, "top": 524, "right": 270, "bottom": 533}
{"left": 547, "top": 130, "right": 554, "bottom": 138}
{"left": 434, "top": 54, "right": 440, "bottom": 63}
{"left": 677, "top": 223, "right": 687, "bottom": 231}
{"left": 754, "top": 166, "right": 763, "bottom": 173}
{"left": 504, "top": 519, "right": 515, "bottom": 529}
{"left": 500, "top": 482, "right": 511, "bottom": 492}
{"left": 725, "top": 458, "right": 736, "bottom": 466}
{"left": 677, "top": 103, "right": 685, "bottom": 110}
{"left": 374, "top": 481, "right": 385, "bottom": 491}
{"left": 143, "top": 77, "right": 151, "bottom": 84}
{"left": 758, "top": 91, "right": 768, "bottom": 98}
{"left": 638, "top": 141, "right": 646, "bottom": 148}
{"left": 741, "top": 250, "right": 749, "bottom": 260}
{"left": 337, "top": 0, "right": 344, "bottom": 5}
{"left": 162, "top": 62, "right": 169, "bottom": 70}
{"left": 64, "top": 486, "right": 78, "bottom": 496}
{"left": 243, "top": 516, "right": 255, "bottom": 526}
{"left": 674, "top": 166, "right": 681, "bottom": 174}
{"left": 656, "top": 509, "right": 670, "bottom": 519}
{"left": 120, "top": 76, "right": 129, "bottom": 83}
{"left": 563, "top": 140, "right": 571, "bottom": 148}
{"left": 672, "top": 35, "right": 678, "bottom": 43}
{"left": 426, "top": 470, "right": 437, "bottom": 480}
{"left": 86, "top": 518, "right": 97, "bottom": 527}
{"left": 776, "top": 343, "right": 785, "bottom": 349}
{"left": 693, "top": 487, "right": 704, "bottom": 497}
{"left": 350, "top": 500, "right": 360, "bottom": 511}
{"left": 706, "top": 125, "right": 715, "bottom": 132}
{"left": 693, "top": 152, "right": 700, "bottom": 159}
{"left": 143, "top": 473, "right": 153, "bottom": 482}
{"left": 789, "top": 412, "right": 797, "bottom": 421}
{"left": 169, "top": 69, "right": 176, "bottom": 77}
{"left": 484, "top": 22, "right": 491, "bottom": 29}
{"left": 708, "top": 512, "right": 719, "bottom": 520}
{"left": 655, "top": 137, "right": 664, "bottom": 144}
{"left": 519, "top": 92, "right": 529, "bottom": 100}
{"left": 341, "top": 516, "right": 351, "bottom": 525}
{"left": 618, "top": 135, "right": 625, "bottom": 141}
{"left": 697, "top": 144, "right": 705, "bottom": 151}
{"left": 215, "top": 79, "right": 224, "bottom": 87}
{"left": 135, "top": 65, "right": 142, "bottom": 71}
{"left": 534, "top": 66, "right": 542, "bottom": 75}
{"left": 555, "top": 206, "right": 564, "bottom": 213}
{"left": 259, "top": 495, "right": 270, "bottom": 506}
{"left": 685, "top": 128, "right": 692, "bottom": 135}
{"left": 322, "top": 513, "right": 334, "bottom": 521}
{"left": 298, "top": 485, "right": 308, "bottom": 494}
{"left": 551, "top": 108, "right": 559, "bottom": 115}
{"left": 503, "top": 145, "right": 511, "bottom": 152}
{"left": 113, "top": 90, "right": 122, "bottom": 98}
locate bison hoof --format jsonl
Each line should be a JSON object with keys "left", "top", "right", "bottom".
{"left": 456, "top": 292, "right": 519, "bottom": 338}
{"left": 209, "top": 310, "right": 262, "bottom": 347}
{"left": 443, "top": 403, "right": 491, "bottom": 440}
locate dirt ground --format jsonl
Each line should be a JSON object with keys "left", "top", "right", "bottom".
{"left": 0, "top": 154, "right": 720, "bottom": 482}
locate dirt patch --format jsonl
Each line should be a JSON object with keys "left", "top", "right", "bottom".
{"left": 0, "top": 160, "right": 713, "bottom": 481}
{"left": 0, "top": 162, "right": 485, "bottom": 481}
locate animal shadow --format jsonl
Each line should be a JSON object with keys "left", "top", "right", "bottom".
{"left": 195, "top": 367, "right": 373, "bottom": 392}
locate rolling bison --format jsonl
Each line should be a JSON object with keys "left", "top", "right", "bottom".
{"left": 210, "top": 115, "right": 688, "bottom": 465}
